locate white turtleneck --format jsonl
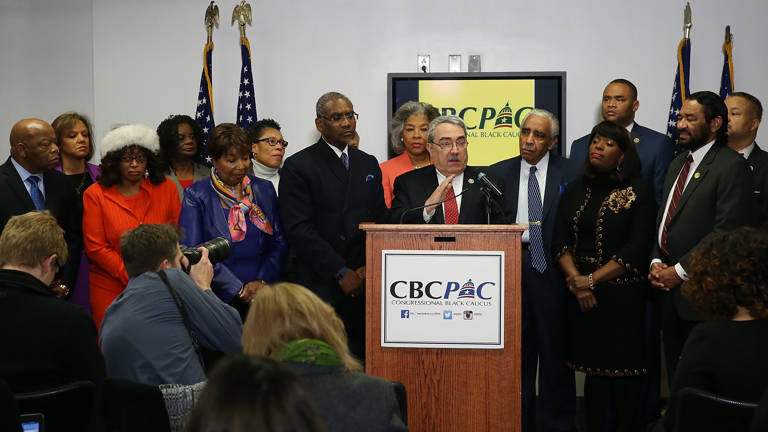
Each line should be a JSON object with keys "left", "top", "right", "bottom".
{"left": 251, "top": 159, "right": 280, "bottom": 196}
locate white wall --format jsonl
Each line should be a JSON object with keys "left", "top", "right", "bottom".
{"left": 2, "top": 0, "right": 767, "bottom": 165}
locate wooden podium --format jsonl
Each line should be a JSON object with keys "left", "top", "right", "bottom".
{"left": 360, "top": 224, "right": 525, "bottom": 432}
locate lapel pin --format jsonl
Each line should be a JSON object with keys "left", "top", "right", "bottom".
{"left": 750, "top": 165, "right": 755, "bottom": 172}
{"left": 633, "top": 137, "right": 640, "bottom": 143}
{"left": 468, "top": 178, "right": 475, "bottom": 184}
{"left": 694, "top": 172, "right": 701, "bottom": 179}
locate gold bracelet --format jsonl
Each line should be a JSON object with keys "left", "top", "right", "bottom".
{"left": 588, "top": 273, "right": 594, "bottom": 290}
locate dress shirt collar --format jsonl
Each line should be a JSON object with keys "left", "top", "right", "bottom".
{"left": 625, "top": 122, "right": 635, "bottom": 134}
{"left": 738, "top": 142, "right": 756, "bottom": 159}
{"left": 11, "top": 156, "right": 45, "bottom": 196}
{"left": 323, "top": 138, "right": 348, "bottom": 160}
{"left": 521, "top": 152, "right": 550, "bottom": 178}
{"left": 688, "top": 139, "right": 716, "bottom": 166}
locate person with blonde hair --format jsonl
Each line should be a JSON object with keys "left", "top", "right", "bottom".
{"left": 0, "top": 211, "right": 104, "bottom": 392}
{"left": 243, "top": 282, "right": 408, "bottom": 432}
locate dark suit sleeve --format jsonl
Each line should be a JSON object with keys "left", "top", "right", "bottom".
{"left": 279, "top": 157, "right": 346, "bottom": 279}
{"left": 390, "top": 173, "right": 427, "bottom": 224}
{"left": 255, "top": 181, "right": 288, "bottom": 283}
{"left": 678, "top": 157, "right": 755, "bottom": 270}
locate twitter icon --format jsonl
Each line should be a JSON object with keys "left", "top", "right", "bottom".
{"left": 443, "top": 310, "right": 453, "bottom": 320}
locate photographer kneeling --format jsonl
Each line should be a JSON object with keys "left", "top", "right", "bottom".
{"left": 100, "top": 224, "right": 242, "bottom": 386}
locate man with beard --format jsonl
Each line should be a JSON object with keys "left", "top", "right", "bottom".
{"left": 725, "top": 92, "right": 768, "bottom": 224}
{"left": 570, "top": 79, "right": 677, "bottom": 205}
{"left": 279, "top": 92, "right": 387, "bottom": 360}
{"left": 648, "top": 91, "right": 756, "bottom": 381}
{"left": 0, "top": 119, "right": 81, "bottom": 298}
{"left": 389, "top": 115, "right": 497, "bottom": 224}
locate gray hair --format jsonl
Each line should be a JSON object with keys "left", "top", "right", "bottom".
{"left": 316, "top": 91, "right": 351, "bottom": 118}
{"left": 427, "top": 115, "right": 467, "bottom": 144}
{"left": 390, "top": 101, "right": 441, "bottom": 154}
{"left": 521, "top": 109, "right": 560, "bottom": 139}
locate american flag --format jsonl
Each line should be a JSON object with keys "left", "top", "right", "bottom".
{"left": 236, "top": 37, "right": 257, "bottom": 130}
{"left": 195, "top": 41, "right": 216, "bottom": 166}
{"left": 719, "top": 35, "right": 734, "bottom": 99}
{"left": 666, "top": 37, "right": 691, "bottom": 149}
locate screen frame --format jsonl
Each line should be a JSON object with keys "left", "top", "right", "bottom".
{"left": 386, "top": 71, "right": 567, "bottom": 160}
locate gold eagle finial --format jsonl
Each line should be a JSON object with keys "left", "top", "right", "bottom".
{"left": 232, "top": 1, "right": 252, "bottom": 39}
{"left": 204, "top": 1, "right": 219, "bottom": 43}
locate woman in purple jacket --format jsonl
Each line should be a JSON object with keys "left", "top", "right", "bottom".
{"left": 52, "top": 112, "right": 99, "bottom": 313}
{"left": 179, "top": 124, "right": 287, "bottom": 314}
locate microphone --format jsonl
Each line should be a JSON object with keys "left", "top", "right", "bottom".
{"left": 476, "top": 171, "right": 504, "bottom": 201}
{"left": 398, "top": 188, "right": 470, "bottom": 224}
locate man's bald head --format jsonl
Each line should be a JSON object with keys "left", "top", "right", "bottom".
{"left": 10, "top": 118, "right": 59, "bottom": 173}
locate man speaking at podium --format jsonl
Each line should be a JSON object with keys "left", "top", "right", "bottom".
{"left": 390, "top": 115, "right": 499, "bottom": 224}
{"left": 487, "top": 109, "right": 576, "bottom": 432}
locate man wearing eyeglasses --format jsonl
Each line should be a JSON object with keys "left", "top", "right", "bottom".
{"left": 279, "top": 91, "right": 387, "bottom": 360}
{"left": 390, "top": 115, "right": 494, "bottom": 224}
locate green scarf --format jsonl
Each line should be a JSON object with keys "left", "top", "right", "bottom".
{"left": 274, "top": 338, "right": 343, "bottom": 367}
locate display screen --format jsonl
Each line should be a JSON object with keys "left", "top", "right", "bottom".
{"left": 387, "top": 72, "right": 566, "bottom": 165}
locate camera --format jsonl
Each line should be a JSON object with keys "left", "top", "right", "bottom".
{"left": 181, "top": 237, "right": 231, "bottom": 267}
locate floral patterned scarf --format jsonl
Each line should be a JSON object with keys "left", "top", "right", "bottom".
{"left": 211, "top": 168, "right": 273, "bottom": 242}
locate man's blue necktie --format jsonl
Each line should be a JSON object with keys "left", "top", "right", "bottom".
{"left": 340, "top": 152, "right": 349, "bottom": 170}
{"left": 26, "top": 176, "right": 45, "bottom": 211}
{"left": 528, "top": 166, "right": 547, "bottom": 273}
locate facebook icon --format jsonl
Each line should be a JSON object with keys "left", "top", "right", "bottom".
{"left": 401, "top": 310, "right": 410, "bottom": 319}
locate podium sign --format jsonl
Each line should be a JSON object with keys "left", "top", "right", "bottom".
{"left": 381, "top": 250, "right": 504, "bottom": 348}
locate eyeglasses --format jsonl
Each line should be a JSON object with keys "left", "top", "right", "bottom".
{"left": 431, "top": 138, "right": 468, "bottom": 150}
{"left": 319, "top": 111, "right": 359, "bottom": 124}
{"left": 120, "top": 155, "right": 147, "bottom": 164}
{"left": 254, "top": 137, "right": 289, "bottom": 148}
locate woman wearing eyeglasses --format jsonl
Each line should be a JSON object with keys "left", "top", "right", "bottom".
{"left": 247, "top": 119, "right": 287, "bottom": 195}
{"left": 179, "top": 123, "right": 287, "bottom": 315}
{"left": 82, "top": 124, "right": 181, "bottom": 328}
{"left": 157, "top": 115, "right": 211, "bottom": 201}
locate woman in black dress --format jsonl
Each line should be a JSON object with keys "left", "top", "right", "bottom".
{"left": 553, "top": 121, "right": 656, "bottom": 432}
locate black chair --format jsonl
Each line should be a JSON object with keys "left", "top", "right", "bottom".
{"left": 14, "top": 380, "right": 96, "bottom": 431}
{"left": 0, "top": 378, "right": 21, "bottom": 432}
{"left": 392, "top": 380, "right": 407, "bottom": 426}
{"left": 674, "top": 386, "right": 758, "bottom": 432}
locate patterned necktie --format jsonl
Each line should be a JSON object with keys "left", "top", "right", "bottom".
{"left": 660, "top": 154, "right": 694, "bottom": 259}
{"left": 528, "top": 166, "right": 547, "bottom": 273}
{"left": 26, "top": 176, "right": 45, "bottom": 210}
{"left": 340, "top": 152, "right": 349, "bottom": 170}
{"left": 443, "top": 184, "right": 459, "bottom": 224}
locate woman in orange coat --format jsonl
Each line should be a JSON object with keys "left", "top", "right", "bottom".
{"left": 380, "top": 101, "right": 440, "bottom": 207}
{"left": 83, "top": 124, "right": 181, "bottom": 328}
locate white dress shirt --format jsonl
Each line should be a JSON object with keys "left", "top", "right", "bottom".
{"left": 11, "top": 157, "right": 46, "bottom": 198}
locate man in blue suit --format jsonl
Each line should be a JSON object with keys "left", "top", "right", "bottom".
{"left": 279, "top": 92, "right": 387, "bottom": 359}
{"left": 488, "top": 109, "right": 576, "bottom": 432}
{"left": 569, "top": 79, "right": 677, "bottom": 205}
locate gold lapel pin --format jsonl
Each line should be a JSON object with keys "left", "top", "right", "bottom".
{"left": 633, "top": 137, "right": 640, "bottom": 143}
{"left": 468, "top": 178, "right": 475, "bottom": 184}
{"left": 694, "top": 172, "right": 701, "bottom": 179}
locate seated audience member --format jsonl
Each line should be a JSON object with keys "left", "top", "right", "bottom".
{"left": 157, "top": 115, "right": 210, "bottom": 201}
{"left": 184, "top": 355, "right": 324, "bottom": 432}
{"left": 390, "top": 115, "right": 500, "bottom": 224}
{"left": 243, "top": 282, "right": 409, "bottom": 432}
{"left": 52, "top": 111, "right": 99, "bottom": 313}
{"left": 0, "top": 211, "right": 104, "bottom": 393}
{"left": 248, "top": 118, "right": 287, "bottom": 195}
{"left": 380, "top": 101, "right": 439, "bottom": 207}
{"left": 179, "top": 123, "right": 287, "bottom": 307}
{"left": 100, "top": 224, "right": 242, "bottom": 386}
{"left": 1, "top": 118, "right": 82, "bottom": 300}
{"left": 661, "top": 227, "right": 768, "bottom": 431}
{"left": 83, "top": 123, "right": 181, "bottom": 328}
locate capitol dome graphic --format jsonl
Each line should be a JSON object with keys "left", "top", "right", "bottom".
{"left": 493, "top": 102, "right": 514, "bottom": 129}
{"left": 458, "top": 279, "right": 476, "bottom": 299}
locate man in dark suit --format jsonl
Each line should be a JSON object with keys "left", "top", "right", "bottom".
{"left": 279, "top": 92, "right": 387, "bottom": 359}
{"left": 570, "top": 79, "right": 677, "bottom": 205}
{"left": 0, "top": 211, "right": 104, "bottom": 392}
{"left": 725, "top": 92, "right": 768, "bottom": 224}
{"left": 487, "top": 109, "right": 576, "bottom": 432}
{"left": 390, "top": 115, "right": 494, "bottom": 224}
{"left": 649, "top": 91, "right": 756, "bottom": 381}
{"left": 0, "top": 119, "right": 81, "bottom": 296}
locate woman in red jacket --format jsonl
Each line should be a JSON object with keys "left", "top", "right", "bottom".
{"left": 83, "top": 124, "right": 180, "bottom": 328}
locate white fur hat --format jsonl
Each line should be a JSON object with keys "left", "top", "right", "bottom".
{"left": 99, "top": 124, "right": 160, "bottom": 158}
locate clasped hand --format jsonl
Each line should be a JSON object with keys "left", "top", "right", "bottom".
{"left": 566, "top": 274, "right": 597, "bottom": 312}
